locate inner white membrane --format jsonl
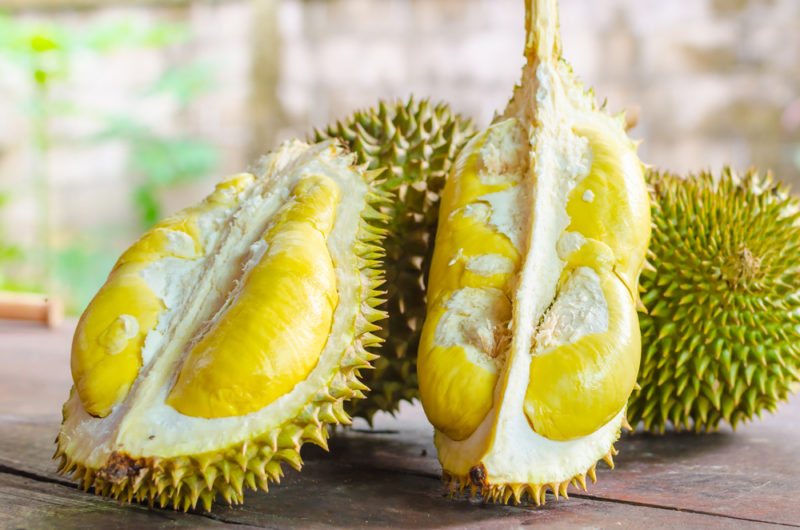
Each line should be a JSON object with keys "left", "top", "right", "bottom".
{"left": 533, "top": 267, "right": 607, "bottom": 354}
{"left": 61, "top": 141, "right": 368, "bottom": 466}
{"left": 434, "top": 287, "right": 510, "bottom": 372}
{"left": 435, "top": 61, "right": 626, "bottom": 485}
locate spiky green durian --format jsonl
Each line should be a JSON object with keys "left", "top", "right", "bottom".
{"left": 55, "top": 140, "right": 388, "bottom": 511}
{"left": 315, "top": 98, "right": 476, "bottom": 422}
{"left": 417, "top": 0, "right": 649, "bottom": 505}
{"left": 628, "top": 168, "right": 800, "bottom": 433}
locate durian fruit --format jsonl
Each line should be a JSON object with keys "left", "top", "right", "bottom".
{"left": 54, "top": 140, "right": 388, "bottom": 511}
{"left": 417, "top": 0, "right": 650, "bottom": 505}
{"left": 315, "top": 98, "right": 476, "bottom": 422}
{"left": 628, "top": 168, "right": 800, "bottom": 433}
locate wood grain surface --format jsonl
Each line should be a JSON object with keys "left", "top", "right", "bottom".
{"left": 1, "top": 320, "right": 798, "bottom": 529}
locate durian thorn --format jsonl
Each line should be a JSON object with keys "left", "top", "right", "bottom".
{"left": 624, "top": 105, "right": 641, "bottom": 131}
{"left": 621, "top": 416, "right": 633, "bottom": 432}
{"left": 548, "top": 482, "right": 559, "bottom": 500}
{"left": 588, "top": 465, "right": 597, "bottom": 483}
{"left": 559, "top": 481, "right": 569, "bottom": 499}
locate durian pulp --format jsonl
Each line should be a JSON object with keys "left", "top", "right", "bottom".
{"left": 61, "top": 141, "right": 368, "bottom": 469}
{"left": 420, "top": 56, "right": 645, "bottom": 486}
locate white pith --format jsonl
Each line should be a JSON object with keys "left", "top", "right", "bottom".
{"left": 534, "top": 267, "right": 608, "bottom": 353}
{"left": 60, "top": 140, "right": 368, "bottom": 468}
{"left": 434, "top": 287, "right": 509, "bottom": 372}
{"left": 433, "top": 61, "right": 629, "bottom": 486}
{"left": 465, "top": 255, "right": 515, "bottom": 277}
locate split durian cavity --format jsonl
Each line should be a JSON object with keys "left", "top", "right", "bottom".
{"left": 64, "top": 141, "right": 367, "bottom": 466}
{"left": 418, "top": 61, "right": 641, "bottom": 482}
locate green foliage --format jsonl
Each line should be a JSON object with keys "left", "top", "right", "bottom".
{"left": 95, "top": 89, "right": 219, "bottom": 229}
{"left": 0, "top": 192, "right": 22, "bottom": 287}
{"left": 0, "top": 12, "right": 219, "bottom": 313}
{"left": 53, "top": 240, "right": 117, "bottom": 315}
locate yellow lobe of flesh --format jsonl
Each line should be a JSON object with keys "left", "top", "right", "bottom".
{"left": 166, "top": 175, "right": 340, "bottom": 418}
{"left": 418, "top": 129, "right": 521, "bottom": 441}
{"left": 70, "top": 173, "right": 256, "bottom": 418}
{"left": 418, "top": 299, "right": 507, "bottom": 442}
{"left": 71, "top": 271, "right": 163, "bottom": 417}
{"left": 566, "top": 123, "right": 650, "bottom": 294}
{"left": 524, "top": 272, "right": 640, "bottom": 441}
{"left": 70, "top": 173, "right": 255, "bottom": 417}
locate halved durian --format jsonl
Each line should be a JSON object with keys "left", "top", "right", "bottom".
{"left": 55, "top": 140, "right": 388, "bottom": 511}
{"left": 417, "top": 0, "right": 650, "bottom": 504}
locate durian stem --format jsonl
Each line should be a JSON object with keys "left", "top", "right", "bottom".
{"left": 525, "top": 0, "right": 561, "bottom": 62}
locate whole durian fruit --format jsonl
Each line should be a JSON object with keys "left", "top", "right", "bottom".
{"left": 417, "top": 0, "right": 650, "bottom": 505}
{"left": 55, "top": 140, "right": 388, "bottom": 511}
{"left": 628, "top": 168, "right": 800, "bottom": 433}
{"left": 315, "top": 98, "right": 476, "bottom": 422}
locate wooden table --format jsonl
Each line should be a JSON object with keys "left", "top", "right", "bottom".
{"left": 2, "top": 320, "right": 799, "bottom": 529}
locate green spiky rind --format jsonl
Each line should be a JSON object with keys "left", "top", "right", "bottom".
{"left": 315, "top": 97, "right": 477, "bottom": 422}
{"left": 53, "top": 164, "right": 389, "bottom": 512}
{"left": 442, "top": 445, "right": 618, "bottom": 506}
{"left": 628, "top": 167, "right": 800, "bottom": 433}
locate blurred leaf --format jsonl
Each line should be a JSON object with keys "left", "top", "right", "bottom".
{"left": 30, "top": 34, "right": 58, "bottom": 53}
{"left": 53, "top": 243, "right": 116, "bottom": 314}
{"left": 34, "top": 69, "right": 48, "bottom": 85}
{"left": 90, "top": 114, "right": 148, "bottom": 143}
{"left": 82, "top": 19, "right": 188, "bottom": 52}
{"left": 146, "top": 62, "right": 216, "bottom": 105}
{"left": 131, "top": 137, "right": 218, "bottom": 187}
{"left": 0, "top": 191, "right": 22, "bottom": 285}
{"left": 0, "top": 11, "right": 220, "bottom": 306}
{"left": 134, "top": 185, "right": 162, "bottom": 229}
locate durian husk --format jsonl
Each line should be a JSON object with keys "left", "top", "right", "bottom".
{"left": 417, "top": 0, "right": 648, "bottom": 505}
{"left": 316, "top": 98, "right": 476, "bottom": 422}
{"left": 628, "top": 168, "right": 800, "bottom": 433}
{"left": 443, "top": 445, "right": 620, "bottom": 505}
{"left": 54, "top": 141, "right": 391, "bottom": 511}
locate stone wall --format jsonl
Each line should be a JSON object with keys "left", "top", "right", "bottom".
{"left": 1, "top": 0, "right": 798, "bottom": 263}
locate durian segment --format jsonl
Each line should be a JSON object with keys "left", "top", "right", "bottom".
{"left": 566, "top": 122, "right": 650, "bottom": 295}
{"left": 56, "top": 140, "right": 388, "bottom": 511}
{"left": 418, "top": 287, "right": 510, "bottom": 441}
{"left": 316, "top": 98, "right": 477, "bottom": 422}
{"left": 629, "top": 168, "right": 800, "bottom": 433}
{"left": 418, "top": 121, "right": 526, "bottom": 441}
{"left": 71, "top": 173, "right": 256, "bottom": 417}
{"left": 525, "top": 268, "right": 640, "bottom": 441}
{"left": 167, "top": 175, "right": 340, "bottom": 418}
{"left": 418, "top": 0, "right": 650, "bottom": 504}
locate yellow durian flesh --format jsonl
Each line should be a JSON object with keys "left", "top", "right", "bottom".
{"left": 525, "top": 268, "right": 641, "bottom": 441}
{"left": 418, "top": 121, "right": 525, "bottom": 441}
{"left": 417, "top": 0, "right": 650, "bottom": 503}
{"left": 166, "top": 175, "right": 340, "bottom": 418}
{"left": 56, "top": 140, "right": 387, "bottom": 511}
{"left": 565, "top": 122, "right": 651, "bottom": 295}
{"left": 71, "top": 173, "right": 254, "bottom": 417}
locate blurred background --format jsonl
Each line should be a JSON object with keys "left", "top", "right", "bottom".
{"left": 0, "top": 0, "right": 798, "bottom": 316}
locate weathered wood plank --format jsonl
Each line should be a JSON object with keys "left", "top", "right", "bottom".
{"left": 1, "top": 414, "right": 798, "bottom": 528}
{"left": 0, "top": 320, "right": 75, "bottom": 421}
{"left": 2, "top": 321, "right": 799, "bottom": 527}
{"left": 0, "top": 472, "right": 257, "bottom": 529}
{"left": 339, "top": 398, "right": 800, "bottom": 527}
{"left": 587, "top": 407, "right": 800, "bottom": 527}
{"left": 0, "top": 444, "right": 783, "bottom": 529}
{"left": 206, "top": 458, "right": 783, "bottom": 529}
